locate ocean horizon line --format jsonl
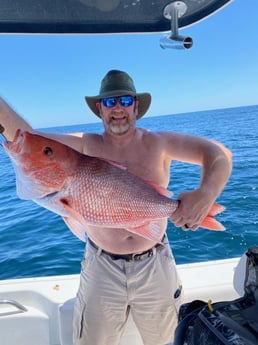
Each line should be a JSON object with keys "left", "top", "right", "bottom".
{"left": 38, "top": 104, "right": 258, "bottom": 132}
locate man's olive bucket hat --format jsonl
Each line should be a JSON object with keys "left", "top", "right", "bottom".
{"left": 85, "top": 70, "right": 151, "bottom": 119}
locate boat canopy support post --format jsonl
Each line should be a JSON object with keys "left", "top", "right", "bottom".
{"left": 160, "top": 1, "right": 193, "bottom": 50}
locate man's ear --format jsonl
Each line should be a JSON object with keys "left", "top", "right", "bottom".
{"left": 96, "top": 102, "right": 102, "bottom": 118}
{"left": 134, "top": 99, "right": 139, "bottom": 117}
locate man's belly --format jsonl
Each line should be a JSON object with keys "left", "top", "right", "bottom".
{"left": 86, "top": 218, "right": 168, "bottom": 254}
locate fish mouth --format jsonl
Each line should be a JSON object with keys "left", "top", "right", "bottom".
{"left": 3, "top": 129, "right": 25, "bottom": 154}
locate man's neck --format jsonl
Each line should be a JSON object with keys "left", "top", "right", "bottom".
{"left": 102, "top": 127, "right": 139, "bottom": 149}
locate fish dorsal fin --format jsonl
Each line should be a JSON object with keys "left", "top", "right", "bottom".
{"left": 144, "top": 180, "right": 173, "bottom": 198}
{"left": 100, "top": 158, "right": 127, "bottom": 170}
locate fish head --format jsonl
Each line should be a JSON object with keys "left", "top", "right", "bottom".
{"left": 3, "top": 129, "right": 78, "bottom": 199}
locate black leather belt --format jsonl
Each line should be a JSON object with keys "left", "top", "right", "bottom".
{"left": 88, "top": 237, "right": 164, "bottom": 262}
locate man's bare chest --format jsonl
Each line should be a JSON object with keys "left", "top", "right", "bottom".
{"left": 84, "top": 134, "right": 170, "bottom": 186}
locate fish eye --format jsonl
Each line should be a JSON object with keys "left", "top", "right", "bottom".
{"left": 43, "top": 146, "right": 53, "bottom": 156}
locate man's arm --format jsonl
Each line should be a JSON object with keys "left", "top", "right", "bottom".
{"left": 162, "top": 131, "right": 232, "bottom": 230}
{"left": 0, "top": 97, "right": 33, "bottom": 141}
{"left": 0, "top": 97, "right": 84, "bottom": 153}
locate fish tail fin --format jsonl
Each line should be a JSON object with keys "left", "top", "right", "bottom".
{"left": 207, "top": 203, "right": 226, "bottom": 217}
{"left": 200, "top": 216, "right": 225, "bottom": 231}
{"left": 200, "top": 203, "right": 226, "bottom": 231}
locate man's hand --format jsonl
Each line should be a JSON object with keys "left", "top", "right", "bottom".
{"left": 170, "top": 189, "right": 216, "bottom": 230}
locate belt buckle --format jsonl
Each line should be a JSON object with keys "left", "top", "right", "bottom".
{"left": 131, "top": 249, "right": 153, "bottom": 261}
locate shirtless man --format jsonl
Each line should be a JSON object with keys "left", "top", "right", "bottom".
{"left": 0, "top": 70, "right": 232, "bottom": 345}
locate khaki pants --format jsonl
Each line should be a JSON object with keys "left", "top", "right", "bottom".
{"left": 73, "top": 236, "right": 183, "bottom": 345}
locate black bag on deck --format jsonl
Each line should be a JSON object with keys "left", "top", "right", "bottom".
{"left": 174, "top": 246, "right": 258, "bottom": 345}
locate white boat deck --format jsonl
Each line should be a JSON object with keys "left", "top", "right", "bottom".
{"left": 0, "top": 257, "right": 241, "bottom": 345}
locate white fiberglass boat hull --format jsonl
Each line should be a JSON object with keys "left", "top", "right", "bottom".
{"left": 0, "top": 257, "right": 241, "bottom": 345}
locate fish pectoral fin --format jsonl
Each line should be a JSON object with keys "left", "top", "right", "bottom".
{"left": 63, "top": 217, "right": 87, "bottom": 242}
{"left": 126, "top": 223, "right": 163, "bottom": 244}
{"left": 60, "top": 202, "right": 90, "bottom": 242}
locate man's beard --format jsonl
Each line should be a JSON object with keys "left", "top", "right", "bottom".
{"left": 108, "top": 113, "right": 131, "bottom": 135}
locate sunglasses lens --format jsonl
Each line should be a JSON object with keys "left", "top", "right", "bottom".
{"left": 102, "top": 96, "right": 134, "bottom": 108}
{"left": 102, "top": 97, "right": 117, "bottom": 108}
{"left": 120, "top": 96, "right": 134, "bottom": 107}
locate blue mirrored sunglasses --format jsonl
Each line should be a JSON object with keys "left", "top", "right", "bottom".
{"left": 101, "top": 95, "right": 135, "bottom": 108}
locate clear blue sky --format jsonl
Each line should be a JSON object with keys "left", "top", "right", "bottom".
{"left": 0, "top": 0, "right": 257, "bottom": 128}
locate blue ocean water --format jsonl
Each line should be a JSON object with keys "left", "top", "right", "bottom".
{"left": 0, "top": 105, "right": 258, "bottom": 280}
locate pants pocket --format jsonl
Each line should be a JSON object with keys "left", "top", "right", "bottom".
{"left": 73, "top": 296, "right": 86, "bottom": 341}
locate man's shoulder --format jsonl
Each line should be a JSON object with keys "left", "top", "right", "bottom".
{"left": 81, "top": 132, "right": 103, "bottom": 155}
{"left": 140, "top": 128, "right": 178, "bottom": 143}
{"left": 82, "top": 132, "right": 101, "bottom": 138}
{"left": 82, "top": 132, "right": 103, "bottom": 143}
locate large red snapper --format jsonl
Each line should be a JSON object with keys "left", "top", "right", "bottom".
{"left": 3, "top": 130, "right": 225, "bottom": 242}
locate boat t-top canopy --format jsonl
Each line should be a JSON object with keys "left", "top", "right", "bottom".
{"left": 0, "top": 0, "right": 232, "bottom": 34}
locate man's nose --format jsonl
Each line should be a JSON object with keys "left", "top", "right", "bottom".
{"left": 113, "top": 102, "right": 123, "bottom": 110}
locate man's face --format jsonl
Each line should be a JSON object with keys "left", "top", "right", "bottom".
{"left": 96, "top": 95, "right": 139, "bottom": 136}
